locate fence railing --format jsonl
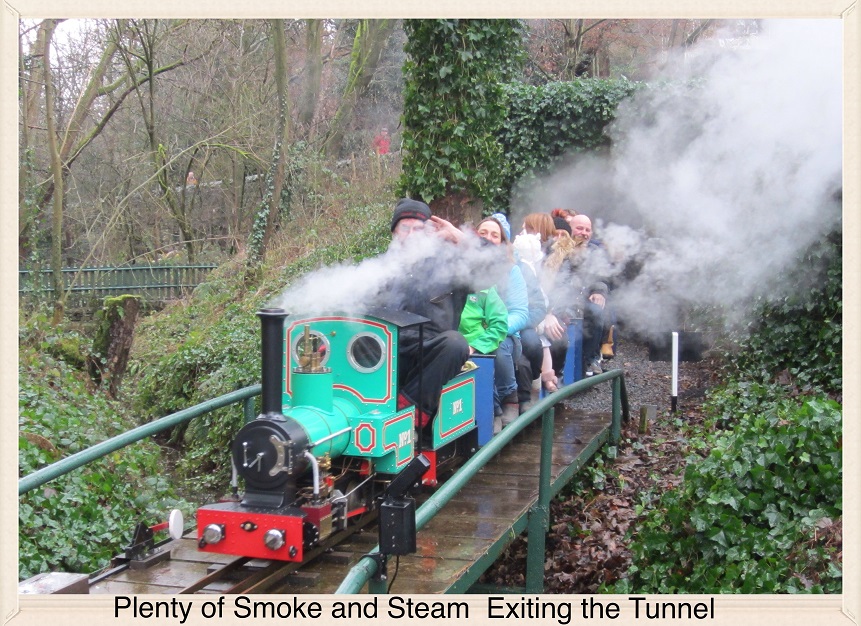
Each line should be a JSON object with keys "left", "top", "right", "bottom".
{"left": 19, "top": 265, "right": 218, "bottom": 303}
{"left": 18, "top": 385, "right": 260, "bottom": 497}
{"left": 19, "top": 369, "right": 628, "bottom": 595}
{"left": 337, "top": 368, "right": 629, "bottom": 594}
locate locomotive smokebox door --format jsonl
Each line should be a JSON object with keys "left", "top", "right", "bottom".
{"left": 379, "top": 498, "right": 417, "bottom": 555}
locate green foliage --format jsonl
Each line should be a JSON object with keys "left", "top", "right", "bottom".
{"left": 130, "top": 202, "right": 392, "bottom": 490}
{"left": 19, "top": 317, "right": 192, "bottom": 580}
{"left": 615, "top": 395, "right": 841, "bottom": 594}
{"left": 730, "top": 233, "right": 842, "bottom": 395}
{"left": 499, "top": 79, "right": 641, "bottom": 207}
{"left": 616, "top": 230, "right": 842, "bottom": 594}
{"left": 399, "top": 19, "right": 525, "bottom": 207}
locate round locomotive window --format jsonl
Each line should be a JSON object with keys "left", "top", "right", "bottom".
{"left": 292, "top": 329, "right": 330, "bottom": 368}
{"left": 347, "top": 333, "right": 385, "bottom": 372}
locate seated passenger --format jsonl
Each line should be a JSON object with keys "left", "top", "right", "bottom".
{"left": 522, "top": 212, "right": 557, "bottom": 255}
{"left": 458, "top": 286, "right": 509, "bottom": 356}
{"left": 511, "top": 232, "right": 552, "bottom": 403}
{"left": 383, "top": 198, "right": 470, "bottom": 427}
{"left": 543, "top": 213, "right": 615, "bottom": 377}
{"left": 476, "top": 214, "right": 530, "bottom": 432}
{"left": 568, "top": 214, "right": 616, "bottom": 375}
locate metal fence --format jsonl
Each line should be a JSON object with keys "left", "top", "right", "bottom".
{"left": 19, "top": 265, "right": 218, "bottom": 304}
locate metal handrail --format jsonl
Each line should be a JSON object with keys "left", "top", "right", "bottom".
{"left": 19, "top": 385, "right": 260, "bottom": 496}
{"left": 19, "top": 368, "right": 629, "bottom": 594}
{"left": 18, "top": 265, "right": 218, "bottom": 302}
{"left": 336, "top": 368, "right": 629, "bottom": 594}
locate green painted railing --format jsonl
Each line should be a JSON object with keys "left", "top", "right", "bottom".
{"left": 18, "top": 265, "right": 218, "bottom": 303}
{"left": 336, "top": 368, "right": 629, "bottom": 594}
{"left": 19, "top": 368, "right": 628, "bottom": 595}
{"left": 18, "top": 385, "right": 260, "bottom": 496}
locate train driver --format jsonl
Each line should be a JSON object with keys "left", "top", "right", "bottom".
{"left": 384, "top": 198, "right": 470, "bottom": 428}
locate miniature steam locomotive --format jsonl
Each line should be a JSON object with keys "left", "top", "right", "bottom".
{"left": 195, "top": 307, "right": 495, "bottom": 562}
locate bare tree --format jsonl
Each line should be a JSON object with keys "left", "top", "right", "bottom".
{"left": 298, "top": 19, "right": 323, "bottom": 138}
{"left": 115, "top": 19, "right": 203, "bottom": 262}
{"left": 40, "top": 19, "right": 66, "bottom": 323}
{"left": 247, "top": 19, "right": 292, "bottom": 265}
{"left": 323, "top": 19, "right": 396, "bottom": 158}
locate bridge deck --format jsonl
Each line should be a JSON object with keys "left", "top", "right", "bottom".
{"left": 88, "top": 405, "right": 610, "bottom": 595}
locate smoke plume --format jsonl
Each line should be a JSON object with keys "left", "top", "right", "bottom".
{"left": 275, "top": 20, "right": 841, "bottom": 340}
{"left": 512, "top": 19, "right": 842, "bottom": 336}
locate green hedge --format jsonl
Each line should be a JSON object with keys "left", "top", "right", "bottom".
{"left": 497, "top": 79, "right": 641, "bottom": 207}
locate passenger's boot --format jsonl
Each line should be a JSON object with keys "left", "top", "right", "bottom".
{"left": 601, "top": 325, "right": 615, "bottom": 360}
{"left": 500, "top": 393, "right": 520, "bottom": 428}
{"left": 493, "top": 415, "right": 503, "bottom": 435}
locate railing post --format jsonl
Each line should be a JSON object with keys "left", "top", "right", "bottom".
{"left": 368, "top": 566, "right": 387, "bottom": 594}
{"left": 526, "top": 406, "right": 554, "bottom": 593}
{"left": 611, "top": 376, "right": 622, "bottom": 445}
{"left": 243, "top": 397, "right": 256, "bottom": 424}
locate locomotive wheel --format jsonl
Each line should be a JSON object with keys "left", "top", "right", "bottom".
{"left": 339, "top": 478, "right": 374, "bottom": 526}
{"left": 303, "top": 521, "right": 320, "bottom": 548}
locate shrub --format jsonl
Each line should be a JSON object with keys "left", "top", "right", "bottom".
{"left": 614, "top": 226, "right": 841, "bottom": 594}
{"left": 617, "top": 394, "right": 841, "bottom": 594}
{"left": 730, "top": 232, "right": 842, "bottom": 395}
{"left": 18, "top": 319, "right": 192, "bottom": 580}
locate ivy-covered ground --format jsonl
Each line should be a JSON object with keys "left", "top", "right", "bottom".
{"left": 18, "top": 314, "right": 195, "bottom": 580}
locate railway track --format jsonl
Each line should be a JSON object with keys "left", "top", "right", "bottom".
{"left": 65, "top": 404, "right": 615, "bottom": 596}
{"left": 88, "top": 511, "right": 381, "bottom": 595}
{"left": 177, "top": 511, "right": 379, "bottom": 594}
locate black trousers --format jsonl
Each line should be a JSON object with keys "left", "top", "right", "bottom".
{"left": 399, "top": 330, "right": 469, "bottom": 417}
{"left": 550, "top": 304, "right": 612, "bottom": 374}
{"left": 516, "top": 327, "right": 544, "bottom": 403}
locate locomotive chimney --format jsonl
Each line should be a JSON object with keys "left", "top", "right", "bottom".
{"left": 258, "top": 308, "right": 288, "bottom": 418}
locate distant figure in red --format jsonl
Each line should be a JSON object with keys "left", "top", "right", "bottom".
{"left": 186, "top": 171, "right": 198, "bottom": 186}
{"left": 372, "top": 127, "right": 391, "bottom": 155}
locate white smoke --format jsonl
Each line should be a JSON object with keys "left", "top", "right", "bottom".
{"left": 513, "top": 19, "right": 842, "bottom": 336}
{"left": 274, "top": 21, "right": 841, "bottom": 336}
{"left": 271, "top": 227, "right": 508, "bottom": 316}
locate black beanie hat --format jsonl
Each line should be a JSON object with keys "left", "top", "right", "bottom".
{"left": 553, "top": 216, "right": 572, "bottom": 235}
{"left": 391, "top": 198, "right": 432, "bottom": 231}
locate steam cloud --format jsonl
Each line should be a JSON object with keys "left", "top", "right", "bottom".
{"left": 276, "top": 20, "right": 842, "bottom": 340}
{"left": 512, "top": 19, "right": 842, "bottom": 336}
{"left": 271, "top": 229, "right": 508, "bottom": 316}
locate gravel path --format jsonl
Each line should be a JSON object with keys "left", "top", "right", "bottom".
{"left": 565, "top": 337, "right": 717, "bottom": 418}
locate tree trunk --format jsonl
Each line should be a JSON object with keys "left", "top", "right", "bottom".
{"left": 89, "top": 295, "right": 142, "bottom": 398}
{"left": 298, "top": 19, "right": 323, "bottom": 137}
{"left": 562, "top": 19, "right": 584, "bottom": 81}
{"left": 19, "top": 22, "right": 53, "bottom": 261}
{"left": 42, "top": 20, "right": 66, "bottom": 325}
{"left": 323, "top": 19, "right": 395, "bottom": 159}
{"left": 263, "top": 19, "right": 292, "bottom": 254}
{"left": 247, "top": 19, "right": 292, "bottom": 266}
{"left": 429, "top": 192, "right": 484, "bottom": 229}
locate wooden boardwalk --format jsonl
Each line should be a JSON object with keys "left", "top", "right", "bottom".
{"left": 88, "top": 405, "right": 611, "bottom": 595}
